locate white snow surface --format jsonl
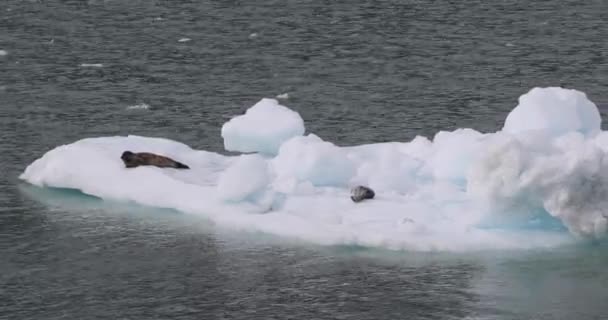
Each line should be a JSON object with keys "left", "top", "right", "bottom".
{"left": 20, "top": 87, "right": 608, "bottom": 251}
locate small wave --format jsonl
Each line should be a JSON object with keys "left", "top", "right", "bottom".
{"left": 126, "top": 103, "right": 150, "bottom": 110}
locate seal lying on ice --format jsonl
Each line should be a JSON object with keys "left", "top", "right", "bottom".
{"left": 120, "top": 151, "right": 190, "bottom": 169}
{"left": 350, "top": 185, "right": 375, "bottom": 203}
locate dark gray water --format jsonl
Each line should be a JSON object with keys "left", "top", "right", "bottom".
{"left": 2, "top": 1, "right": 608, "bottom": 319}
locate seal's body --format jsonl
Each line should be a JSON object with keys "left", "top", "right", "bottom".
{"left": 121, "top": 151, "right": 190, "bottom": 169}
{"left": 350, "top": 185, "right": 375, "bottom": 203}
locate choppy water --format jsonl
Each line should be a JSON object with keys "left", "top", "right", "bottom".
{"left": 2, "top": 1, "right": 608, "bottom": 319}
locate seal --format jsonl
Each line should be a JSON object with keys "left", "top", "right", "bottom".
{"left": 350, "top": 185, "right": 375, "bottom": 203}
{"left": 121, "top": 151, "right": 190, "bottom": 169}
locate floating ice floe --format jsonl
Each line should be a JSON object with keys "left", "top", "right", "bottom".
{"left": 20, "top": 87, "right": 608, "bottom": 251}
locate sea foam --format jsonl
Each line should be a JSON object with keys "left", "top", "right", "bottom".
{"left": 20, "top": 87, "right": 607, "bottom": 251}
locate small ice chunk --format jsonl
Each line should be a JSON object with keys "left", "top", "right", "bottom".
{"left": 0, "top": 50, "right": 8, "bottom": 56}
{"left": 272, "top": 134, "right": 355, "bottom": 187}
{"left": 503, "top": 87, "right": 601, "bottom": 137}
{"left": 221, "top": 98, "right": 305, "bottom": 155}
{"left": 249, "top": 33, "right": 258, "bottom": 39}
{"left": 356, "top": 144, "right": 422, "bottom": 193}
{"left": 126, "top": 103, "right": 150, "bottom": 110}
{"left": 80, "top": 63, "right": 103, "bottom": 68}
{"left": 178, "top": 38, "right": 191, "bottom": 43}
{"left": 276, "top": 93, "right": 289, "bottom": 100}
{"left": 428, "top": 128, "right": 485, "bottom": 181}
{"left": 217, "top": 154, "right": 270, "bottom": 202}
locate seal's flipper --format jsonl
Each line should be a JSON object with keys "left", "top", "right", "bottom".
{"left": 174, "top": 162, "right": 190, "bottom": 169}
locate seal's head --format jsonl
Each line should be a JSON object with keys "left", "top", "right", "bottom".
{"left": 121, "top": 151, "right": 138, "bottom": 167}
{"left": 350, "top": 185, "right": 375, "bottom": 203}
{"left": 121, "top": 151, "right": 134, "bottom": 159}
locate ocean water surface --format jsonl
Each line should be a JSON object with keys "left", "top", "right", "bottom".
{"left": 2, "top": 0, "right": 608, "bottom": 319}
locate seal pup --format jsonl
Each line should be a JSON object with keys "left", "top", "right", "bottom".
{"left": 121, "top": 151, "right": 190, "bottom": 169}
{"left": 350, "top": 185, "right": 375, "bottom": 203}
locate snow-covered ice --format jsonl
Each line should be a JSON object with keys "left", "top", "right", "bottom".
{"left": 221, "top": 98, "right": 305, "bottom": 155}
{"left": 21, "top": 87, "right": 607, "bottom": 251}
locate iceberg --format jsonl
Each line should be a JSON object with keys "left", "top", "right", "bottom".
{"left": 20, "top": 87, "right": 608, "bottom": 251}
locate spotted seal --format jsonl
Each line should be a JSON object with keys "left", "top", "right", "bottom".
{"left": 350, "top": 185, "right": 375, "bottom": 203}
{"left": 121, "top": 151, "right": 190, "bottom": 169}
